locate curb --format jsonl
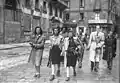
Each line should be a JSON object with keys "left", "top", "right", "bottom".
{"left": 0, "top": 45, "right": 30, "bottom": 50}
{"left": 0, "top": 42, "right": 50, "bottom": 50}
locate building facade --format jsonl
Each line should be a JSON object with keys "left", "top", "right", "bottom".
{"left": 0, "top": 0, "right": 68, "bottom": 44}
{"left": 64, "top": 0, "right": 118, "bottom": 34}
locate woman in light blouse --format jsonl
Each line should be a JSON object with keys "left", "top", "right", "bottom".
{"left": 49, "top": 26, "right": 64, "bottom": 81}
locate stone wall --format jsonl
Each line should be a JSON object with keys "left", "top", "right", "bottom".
{"left": 0, "top": 6, "right": 4, "bottom": 43}
{"left": 5, "top": 21, "right": 21, "bottom": 43}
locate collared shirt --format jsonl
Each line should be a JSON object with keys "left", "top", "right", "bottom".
{"left": 50, "top": 35, "right": 64, "bottom": 46}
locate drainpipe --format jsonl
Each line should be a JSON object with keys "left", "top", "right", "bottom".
{"left": 3, "top": 0, "right": 5, "bottom": 44}
{"left": 31, "top": 0, "right": 35, "bottom": 33}
{"left": 31, "top": 9, "right": 34, "bottom": 33}
{"left": 107, "top": 0, "right": 111, "bottom": 27}
{"left": 40, "top": 4, "right": 42, "bottom": 28}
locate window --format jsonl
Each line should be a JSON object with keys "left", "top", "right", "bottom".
{"left": 66, "top": 13, "right": 69, "bottom": 21}
{"left": 80, "top": 13, "right": 84, "bottom": 20}
{"left": 14, "top": 10, "right": 20, "bottom": 21}
{"left": 65, "top": 1, "right": 69, "bottom": 8}
{"left": 25, "top": 0, "right": 31, "bottom": 8}
{"left": 95, "top": 13, "right": 99, "bottom": 20}
{"left": 55, "top": 8, "right": 58, "bottom": 17}
{"left": 60, "top": 10, "right": 62, "bottom": 18}
{"left": 49, "top": 4, "right": 53, "bottom": 15}
{"left": 5, "top": 9, "right": 20, "bottom": 22}
{"left": 80, "top": 0, "right": 84, "bottom": 7}
{"left": 5, "top": 0, "right": 17, "bottom": 10}
{"left": 43, "top": 1, "right": 47, "bottom": 14}
{"left": 35, "top": 0, "right": 39, "bottom": 10}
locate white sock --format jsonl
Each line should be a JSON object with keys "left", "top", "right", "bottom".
{"left": 66, "top": 67, "right": 70, "bottom": 77}
{"left": 51, "top": 64, "right": 55, "bottom": 75}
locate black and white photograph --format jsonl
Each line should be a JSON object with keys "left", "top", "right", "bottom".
{"left": 0, "top": 0, "right": 120, "bottom": 83}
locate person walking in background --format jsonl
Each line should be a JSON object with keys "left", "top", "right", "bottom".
{"left": 87, "top": 25, "right": 104, "bottom": 72}
{"left": 76, "top": 34, "right": 85, "bottom": 68}
{"left": 49, "top": 26, "right": 64, "bottom": 81}
{"left": 28, "top": 26, "right": 45, "bottom": 78}
{"left": 102, "top": 30, "right": 116, "bottom": 71}
{"left": 63, "top": 29, "right": 78, "bottom": 81}
{"left": 77, "top": 29, "right": 88, "bottom": 68}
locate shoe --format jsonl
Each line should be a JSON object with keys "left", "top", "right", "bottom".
{"left": 49, "top": 75, "right": 55, "bottom": 81}
{"left": 73, "top": 71, "right": 76, "bottom": 76}
{"left": 56, "top": 70, "right": 60, "bottom": 77}
{"left": 79, "top": 64, "right": 82, "bottom": 68}
{"left": 94, "top": 62, "right": 99, "bottom": 72}
{"left": 94, "top": 68, "right": 98, "bottom": 72}
{"left": 78, "top": 62, "right": 82, "bottom": 68}
{"left": 65, "top": 77, "right": 70, "bottom": 81}
{"left": 37, "top": 74, "right": 40, "bottom": 78}
{"left": 34, "top": 74, "right": 40, "bottom": 78}
{"left": 34, "top": 74, "right": 38, "bottom": 77}
{"left": 108, "top": 67, "right": 112, "bottom": 70}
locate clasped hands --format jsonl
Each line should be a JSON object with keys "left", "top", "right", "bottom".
{"left": 29, "top": 42, "right": 36, "bottom": 48}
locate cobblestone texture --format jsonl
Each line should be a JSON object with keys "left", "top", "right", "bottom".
{"left": 0, "top": 46, "right": 119, "bottom": 83}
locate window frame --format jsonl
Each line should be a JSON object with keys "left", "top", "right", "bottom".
{"left": 25, "top": 0, "right": 31, "bottom": 9}
{"left": 35, "top": 0, "right": 40, "bottom": 11}
{"left": 43, "top": 1, "right": 47, "bottom": 14}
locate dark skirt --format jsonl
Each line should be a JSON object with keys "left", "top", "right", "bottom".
{"left": 50, "top": 45, "right": 62, "bottom": 64}
{"left": 66, "top": 52, "right": 77, "bottom": 67}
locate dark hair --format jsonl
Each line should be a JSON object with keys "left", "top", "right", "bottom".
{"left": 33, "top": 26, "right": 43, "bottom": 35}
{"left": 52, "top": 26, "right": 60, "bottom": 35}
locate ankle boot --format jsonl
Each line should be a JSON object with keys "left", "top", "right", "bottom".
{"left": 94, "top": 62, "right": 99, "bottom": 72}
{"left": 49, "top": 75, "right": 55, "bottom": 81}
{"left": 91, "top": 61, "right": 94, "bottom": 72}
{"left": 56, "top": 70, "right": 60, "bottom": 77}
{"left": 65, "top": 77, "right": 70, "bottom": 81}
{"left": 107, "top": 60, "right": 112, "bottom": 70}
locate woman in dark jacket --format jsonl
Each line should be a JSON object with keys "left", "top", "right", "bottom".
{"left": 28, "top": 26, "right": 45, "bottom": 78}
{"left": 64, "top": 30, "right": 78, "bottom": 81}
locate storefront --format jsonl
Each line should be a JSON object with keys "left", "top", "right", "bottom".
{"left": 63, "top": 21, "right": 77, "bottom": 33}
{"left": 88, "top": 19, "right": 113, "bottom": 33}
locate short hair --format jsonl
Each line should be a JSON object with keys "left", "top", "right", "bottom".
{"left": 96, "top": 25, "right": 100, "bottom": 29}
{"left": 33, "top": 26, "right": 43, "bottom": 35}
{"left": 52, "top": 26, "right": 60, "bottom": 35}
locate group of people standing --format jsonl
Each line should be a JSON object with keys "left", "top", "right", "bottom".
{"left": 28, "top": 25, "right": 117, "bottom": 81}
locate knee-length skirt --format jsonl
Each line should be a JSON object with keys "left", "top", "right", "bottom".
{"left": 50, "top": 45, "right": 62, "bottom": 64}
{"left": 66, "top": 52, "right": 77, "bottom": 67}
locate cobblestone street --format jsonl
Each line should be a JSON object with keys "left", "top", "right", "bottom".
{"left": 0, "top": 46, "right": 119, "bottom": 83}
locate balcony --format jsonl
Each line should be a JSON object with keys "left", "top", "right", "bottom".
{"left": 35, "top": 5, "right": 40, "bottom": 11}
{"left": 49, "top": 0, "right": 68, "bottom": 10}
{"left": 43, "top": 8, "right": 47, "bottom": 14}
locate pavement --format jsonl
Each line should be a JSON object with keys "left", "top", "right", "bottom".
{"left": 0, "top": 39, "right": 119, "bottom": 83}
{"left": 0, "top": 46, "right": 119, "bottom": 83}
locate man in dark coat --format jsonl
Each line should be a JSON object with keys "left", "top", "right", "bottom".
{"left": 102, "top": 31, "right": 115, "bottom": 71}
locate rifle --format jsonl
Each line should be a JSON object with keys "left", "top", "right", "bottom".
{"left": 47, "top": 58, "right": 51, "bottom": 68}
{"left": 47, "top": 48, "right": 52, "bottom": 68}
